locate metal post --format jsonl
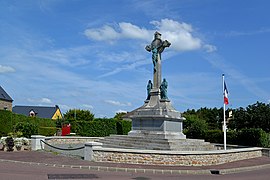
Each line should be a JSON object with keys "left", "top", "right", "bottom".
{"left": 222, "top": 74, "right": 227, "bottom": 150}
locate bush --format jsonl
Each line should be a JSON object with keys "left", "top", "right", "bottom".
{"left": 116, "top": 120, "right": 131, "bottom": 135}
{"left": 204, "top": 129, "right": 223, "bottom": 143}
{"left": 184, "top": 115, "right": 208, "bottom": 139}
{"left": 237, "top": 128, "right": 270, "bottom": 147}
{"left": 38, "top": 127, "right": 59, "bottom": 136}
{"left": 14, "top": 122, "right": 38, "bottom": 138}
{"left": 69, "top": 118, "right": 131, "bottom": 137}
{"left": 0, "top": 110, "right": 56, "bottom": 137}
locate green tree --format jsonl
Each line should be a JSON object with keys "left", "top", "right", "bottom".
{"left": 229, "top": 102, "right": 270, "bottom": 132}
{"left": 184, "top": 107, "right": 223, "bottom": 130}
{"left": 183, "top": 114, "right": 208, "bottom": 139}
{"left": 14, "top": 122, "right": 38, "bottom": 138}
{"left": 114, "top": 112, "right": 127, "bottom": 120}
{"left": 64, "top": 109, "right": 94, "bottom": 121}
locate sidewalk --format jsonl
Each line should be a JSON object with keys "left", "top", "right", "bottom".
{"left": 0, "top": 151, "right": 270, "bottom": 175}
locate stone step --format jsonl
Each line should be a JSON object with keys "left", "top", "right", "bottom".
{"left": 101, "top": 142, "right": 215, "bottom": 151}
{"left": 99, "top": 137, "right": 210, "bottom": 146}
{"left": 98, "top": 139, "right": 216, "bottom": 151}
{"left": 104, "top": 135, "right": 207, "bottom": 143}
{"left": 97, "top": 135, "right": 217, "bottom": 151}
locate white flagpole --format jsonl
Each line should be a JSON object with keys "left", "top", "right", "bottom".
{"left": 222, "top": 74, "right": 227, "bottom": 150}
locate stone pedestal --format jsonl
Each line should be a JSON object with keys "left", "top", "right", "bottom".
{"left": 127, "top": 89, "right": 186, "bottom": 140}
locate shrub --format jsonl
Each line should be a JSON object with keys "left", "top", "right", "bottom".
{"left": 0, "top": 110, "right": 56, "bottom": 137}
{"left": 14, "top": 122, "right": 38, "bottom": 138}
{"left": 69, "top": 118, "right": 131, "bottom": 137}
{"left": 184, "top": 115, "right": 208, "bottom": 139}
{"left": 237, "top": 128, "right": 270, "bottom": 147}
{"left": 204, "top": 129, "right": 223, "bottom": 143}
{"left": 38, "top": 127, "right": 58, "bottom": 136}
{"left": 116, "top": 120, "right": 131, "bottom": 135}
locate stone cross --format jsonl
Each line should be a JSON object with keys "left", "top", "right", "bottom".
{"left": 145, "top": 32, "right": 171, "bottom": 89}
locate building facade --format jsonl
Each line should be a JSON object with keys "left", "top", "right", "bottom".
{"left": 0, "top": 86, "right": 13, "bottom": 111}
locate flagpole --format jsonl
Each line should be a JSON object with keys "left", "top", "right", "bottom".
{"left": 222, "top": 74, "right": 227, "bottom": 150}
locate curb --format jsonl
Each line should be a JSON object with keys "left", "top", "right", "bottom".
{"left": 1, "top": 158, "right": 270, "bottom": 175}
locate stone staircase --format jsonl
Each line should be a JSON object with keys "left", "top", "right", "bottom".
{"left": 97, "top": 135, "right": 216, "bottom": 151}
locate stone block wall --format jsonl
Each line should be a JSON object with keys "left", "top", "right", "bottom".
{"left": 0, "top": 100, "right": 12, "bottom": 111}
{"left": 45, "top": 136, "right": 102, "bottom": 145}
{"left": 92, "top": 148, "right": 262, "bottom": 166}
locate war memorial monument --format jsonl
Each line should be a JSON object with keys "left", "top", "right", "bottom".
{"left": 99, "top": 32, "right": 216, "bottom": 151}
{"left": 32, "top": 32, "right": 263, "bottom": 166}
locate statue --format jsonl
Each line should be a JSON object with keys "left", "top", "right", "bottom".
{"left": 145, "top": 31, "right": 171, "bottom": 72}
{"left": 146, "top": 80, "right": 153, "bottom": 100}
{"left": 160, "top": 78, "right": 168, "bottom": 100}
{"left": 145, "top": 32, "right": 171, "bottom": 90}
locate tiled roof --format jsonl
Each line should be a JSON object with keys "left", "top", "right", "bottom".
{"left": 0, "top": 86, "right": 13, "bottom": 102}
{"left": 12, "top": 105, "right": 60, "bottom": 119}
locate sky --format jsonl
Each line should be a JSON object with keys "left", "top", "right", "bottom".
{"left": 1, "top": 0, "right": 270, "bottom": 118}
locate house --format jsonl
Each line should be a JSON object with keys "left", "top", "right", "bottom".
{"left": 0, "top": 86, "right": 13, "bottom": 111}
{"left": 12, "top": 105, "right": 63, "bottom": 120}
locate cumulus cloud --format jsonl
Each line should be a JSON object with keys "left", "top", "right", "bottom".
{"left": 84, "top": 25, "right": 120, "bottom": 42}
{"left": 0, "top": 65, "right": 15, "bottom": 73}
{"left": 105, "top": 100, "right": 132, "bottom": 107}
{"left": 84, "top": 18, "right": 214, "bottom": 53}
{"left": 150, "top": 19, "right": 202, "bottom": 51}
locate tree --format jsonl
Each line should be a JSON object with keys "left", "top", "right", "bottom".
{"left": 114, "top": 112, "right": 127, "bottom": 120}
{"left": 184, "top": 107, "right": 223, "bottom": 130}
{"left": 183, "top": 114, "right": 208, "bottom": 139}
{"left": 229, "top": 102, "right": 270, "bottom": 132}
{"left": 64, "top": 109, "right": 94, "bottom": 121}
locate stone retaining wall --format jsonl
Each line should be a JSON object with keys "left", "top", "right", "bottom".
{"left": 92, "top": 147, "right": 262, "bottom": 166}
{"left": 31, "top": 136, "right": 263, "bottom": 166}
{"left": 45, "top": 136, "right": 102, "bottom": 145}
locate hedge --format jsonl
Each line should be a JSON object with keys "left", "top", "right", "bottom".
{"left": 0, "top": 110, "right": 56, "bottom": 137}
{"left": 203, "top": 128, "right": 270, "bottom": 148}
{"left": 69, "top": 118, "right": 131, "bottom": 137}
{"left": 38, "top": 127, "right": 59, "bottom": 136}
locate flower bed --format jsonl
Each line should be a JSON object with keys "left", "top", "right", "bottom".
{"left": 0, "top": 137, "right": 30, "bottom": 151}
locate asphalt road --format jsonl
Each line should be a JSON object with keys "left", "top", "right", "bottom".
{"left": 1, "top": 160, "right": 270, "bottom": 180}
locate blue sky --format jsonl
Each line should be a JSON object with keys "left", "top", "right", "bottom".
{"left": 1, "top": 0, "right": 270, "bottom": 118}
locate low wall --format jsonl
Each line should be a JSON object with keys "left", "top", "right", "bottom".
{"left": 92, "top": 147, "right": 262, "bottom": 166}
{"left": 31, "top": 136, "right": 263, "bottom": 166}
{"left": 45, "top": 136, "right": 103, "bottom": 145}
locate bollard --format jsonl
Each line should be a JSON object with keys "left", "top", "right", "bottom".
{"left": 31, "top": 135, "right": 45, "bottom": 151}
{"left": 84, "top": 142, "right": 102, "bottom": 161}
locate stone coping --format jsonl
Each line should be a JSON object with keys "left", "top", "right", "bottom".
{"left": 44, "top": 136, "right": 104, "bottom": 140}
{"left": 92, "top": 146, "right": 263, "bottom": 155}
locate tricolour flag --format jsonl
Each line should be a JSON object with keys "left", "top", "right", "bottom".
{"left": 224, "top": 81, "right": 229, "bottom": 105}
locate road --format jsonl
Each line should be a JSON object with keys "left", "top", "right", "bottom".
{"left": 1, "top": 160, "right": 270, "bottom": 180}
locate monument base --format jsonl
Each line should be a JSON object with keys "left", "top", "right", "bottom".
{"left": 128, "top": 130, "right": 186, "bottom": 139}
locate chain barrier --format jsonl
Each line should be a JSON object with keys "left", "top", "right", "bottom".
{"left": 40, "top": 140, "right": 84, "bottom": 151}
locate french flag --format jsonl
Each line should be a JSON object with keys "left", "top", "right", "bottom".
{"left": 224, "top": 81, "right": 229, "bottom": 105}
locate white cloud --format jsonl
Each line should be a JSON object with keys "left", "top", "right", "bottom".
{"left": 41, "top": 98, "right": 52, "bottom": 104}
{"left": 203, "top": 44, "right": 217, "bottom": 53}
{"left": 105, "top": 100, "right": 132, "bottom": 107}
{"left": 115, "top": 109, "right": 127, "bottom": 114}
{"left": 27, "top": 97, "right": 52, "bottom": 104}
{"left": 82, "top": 104, "right": 94, "bottom": 109}
{"left": 119, "top": 22, "right": 152, "bottom": 40}
{"left": 150, "top": 19, "right": 202, "bottom": 51}
{"left": 0, "top": 65, "right": 15, "bottom": 73}
{"left": 84, "top": 19, "right": 214, "bottom": 53}
{"left": 84, "top": 25, "right": 120, "bottom": 42}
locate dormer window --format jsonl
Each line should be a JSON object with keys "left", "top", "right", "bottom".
{"left": 29, "top": 110, "right": 36, "bottom": 117}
